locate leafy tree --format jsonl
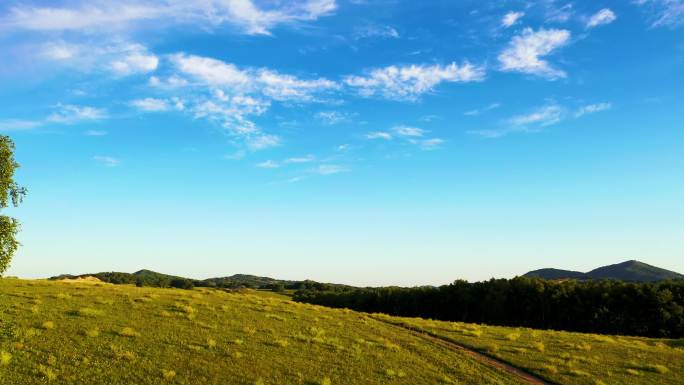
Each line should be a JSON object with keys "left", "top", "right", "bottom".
{"left": 0, "top": 136, "right": 26, "bottom": 275}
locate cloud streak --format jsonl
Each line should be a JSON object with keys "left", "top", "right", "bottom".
{"left": 3, "top": 0, "right": 338, "bottom": 35}
{"left": 498, "top": 28, "right": 571, "bottom": 79}
{"left": 345, "top": 62, "right": 485, "bottom": 101}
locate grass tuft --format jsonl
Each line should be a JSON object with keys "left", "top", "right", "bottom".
{"left": 0, "top": 351, "right": 11, "bottom": 366}
{"left": 41, "top": 321, "right": 55, "bottom": 330}
{"left": 162, "top": 370, "right": 176, "bottom": 380}
{"left": 118, "top": 327, "right": 140, "bottom": 337}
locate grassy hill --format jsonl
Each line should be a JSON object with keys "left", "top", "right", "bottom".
{"left": 1, "top": 278, "right": 683, "bottom": 385}
{"left": 523, "top": 260, "right": 683, "bottom": 282}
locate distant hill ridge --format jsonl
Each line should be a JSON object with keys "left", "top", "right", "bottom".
{"left": 49, "top": 270, "right": 348, "bottom": 291}
{"left": 523, "top": 260, "right": 684, "bottom": 282}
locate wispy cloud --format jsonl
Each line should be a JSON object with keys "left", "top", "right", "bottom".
{"left": 256, "top": 160, "right": 280, "bottom": 168}
{"left": 586, "top": 9, "right": 616, "bottom": 29}
{"left": 501, "top": 11, "right": 524, "bottom": 28}
{"left": 409, "top": 138, "right": 444, "bottom": 150}
{"left": 92, "top": 156, "right": 120, "bottom": 167}
{"left": 130, "top": 98, "right": 170, "bottom": 112}
{"left": 345, "top": 62, "right": 485, "bottom": 101}
{"left": 509, "top": 105, "right": 564, "bottom": 127}
{"left": 366, "top": 131, "right": 393, "bottom": 140}
{"left": 47, "top": 104, "right": 107, "bottom": 124}
{"left": 315, "top": 110, "right": 353, "bottom": 124}
{"left": 84, "top": 130, "right": 108, "bottom": 136}
{"left": 464, "top": 103, "right": 501, "bottom": 116}
{"left": 353, "top": 24, "right": 399, "bottom": 39}
{"left": 498, "top": 28, "right": 571, "bottom": 79}
{"left": 313, "top": 164, "right": 347, "bottom": 175}
{"left": 393, "top": 125, "right": 425, "bottom": 137}
{"left": 575, "top": 102, "right": 611, "bottom": 117}
{"left": 3, "top": 0, "right": 338, "bottom": 36}
{"left": 635, "top": 0, "right": 684, "bottom": 28}
{"left": 470, "top": 101, "right": 611, "bottom": 138}
{"left": 285, "top": 155, "right": 316, "bottom": 164}
{"left": 172, "top": 53, "right": 338, "bottom": 100}
{"left": 165, "top": 53, "right": 342, "bottom": 150}
{"left": 0, "top": 119, "right": 43, "bottom": 131}
{"left": 366, "top": 125, "right": 443, "bottom": 151}
{"left": 37, "top": 41, "right": 159, "bottom": 78}
{"left": 545, "top": 3, "right": 574, "bottom": 23}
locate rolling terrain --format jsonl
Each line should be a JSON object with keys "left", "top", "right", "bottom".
{"left": 1, "top": 278, "right": 683, "bottom": 385}
{"left": 523, "top": 260, "right": 684, "bottom": 282}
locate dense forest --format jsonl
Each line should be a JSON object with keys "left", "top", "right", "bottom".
{"left": 293, "top": 277, "right": 684, "bottom": 338}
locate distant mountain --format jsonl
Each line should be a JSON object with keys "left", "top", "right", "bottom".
{"left": 523, "top": 260, "right": 684, "bottom": 282}
{"left": 523, "top": 268, "right": 588, "bottom": 280}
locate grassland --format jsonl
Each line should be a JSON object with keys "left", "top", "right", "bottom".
{"left": 0, "top": 278, "right": 527, "bottom": 385}
{"left": 1, "top": 278, "right": 682, "bottom": 385}
{"left": 373, "top": 314, "right": 684, "bottom": 385}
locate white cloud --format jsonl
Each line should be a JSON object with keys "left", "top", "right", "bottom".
{"left": 47, "top": 104, "right": 107, "bottom": 124}
{"left": 471, "top": 101, "right": 611, "bottom": 138}
{"left": 509, "top": 104, "right": 564, "bottom": 127}
{"left": 168, "top": 53, "right": 341, "bottom": 150}
{"left": 498, "top": 28, "right": 571, "bottom": 79}
{"left": 37, "top": 41, "right": 159, "bottom": 77}
{"left": 84, "top": 130, "right": 108, "bottom": 136}
{"left": 111, "top": 49, "right": 158, "bottom": 76}
{"left": 4, "top": 0, "right": 338, "bottom": 35}
{"left": 131, "top": 98, "right": 170, "bottom": 112}
{"left": 149, "top": 75, "right": 189, "bottom": 88}
{"left": 212, "top": 0, "right": 337, "bottom": 35}
{"left": 393, "top": 125, "right": 425, "bottom": 137}
{"left": 464, "top": 103, "right": 501, "bottom": 116}
{"left": 41, "top": 41, "right": 80, "bottom": 60}
{"left": 247, "top": 134, "right": 281, "bottom": 150}
{"left": 587, "top": 8, "right": 616, "bottom": 28}
{"left": 4, "top": 3, "right": 161, "bottom": 31}
{"left": 172, "top": 54, "right": 337, "bottom": 100}
{"left": 285, "top": 155, "right": 316, "bottom": 164}
{"left": 316, "top": 111, "right": 352, "bottom": 124}
{"left": 353, "top": 24, "right": 400, "bottom": 39}
{"left": 172, "top": 54, "right": 252, "bottom": 89}
{"left": 313, "top": 164, "right": 347, "bottom": 175}
{"left": 635, "top": 0, "right": 684, "bottom": 28}
{"left": 409, "top": 138, "right": 444, "bottom": 150}
{"left": 256, "top": 160, "right": 280, "bottom": 168}
{"left": 502, "top": 11, "right": 524, "bottom": 28}
{"left": 345, "top": 62, "right": 485, "bottom": 101}
{"left": 257, "top": 69, "right": 338, "bottom": 101}
{"left": 0, "top": 119, "right": 43, "bottom": 131}
{"left": 545, "top": 3, "right": 574, "bottom": 23}
{"left": 575, "top": 102, "right": 611, "bottom": 117}
{"left": 366, "top": 131, "right": 393, "bottom": 140}
{"left": 93, "top": 156, "right": 120, "bottom": 167}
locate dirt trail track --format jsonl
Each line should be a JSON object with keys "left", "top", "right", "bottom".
{"left": 371, "top": 316, "right": 556, "bottom": 385}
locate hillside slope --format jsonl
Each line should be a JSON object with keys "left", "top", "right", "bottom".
{"left": 587, "top": 260, "right": 684, "bottom": 282}
{"left": 1, "top": 279, "right": 682, "bottom": 385}
{"left": 0, "top": 278, "right": 525, "bottom": 385}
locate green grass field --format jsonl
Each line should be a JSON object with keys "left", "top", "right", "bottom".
{"left": 0, "top": 279, "right": 526, "bottom": 385}
{"left": 0, "top": 278, "right": 682, "bottom": 385}
{"left": 373, "top": 314, "right": 684, "bottom": 385}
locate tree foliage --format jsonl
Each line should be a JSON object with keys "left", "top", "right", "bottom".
{"left": 0, "top": 136, "right": 26, "bottom": 275}
{"left": 293, "top": 277, "right": 684, "bottom": 338}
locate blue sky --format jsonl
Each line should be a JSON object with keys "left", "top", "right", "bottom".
{"left": 1, "top": 0, "right": 683, "bottom": 286}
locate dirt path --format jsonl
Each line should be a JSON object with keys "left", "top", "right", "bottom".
{"left": 371, "top": 316, "right": 556, "bottom": 385}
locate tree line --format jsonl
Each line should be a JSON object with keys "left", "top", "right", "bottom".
{"left": 293, "top": 277, "right": 684, "bottom": 338}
